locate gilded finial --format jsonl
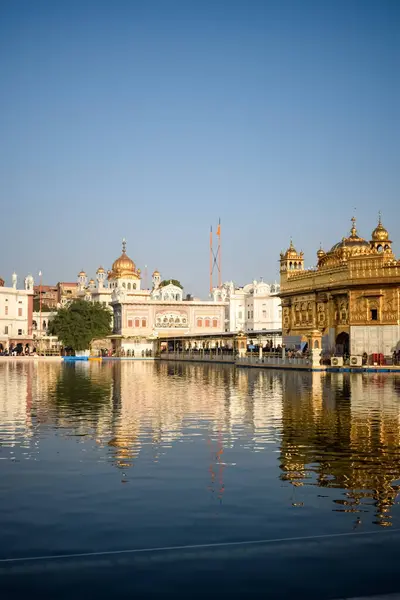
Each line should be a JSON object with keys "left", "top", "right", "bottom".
{"left": 122, "top": 238, "right": 126, "bottom": 253}
{"left": 378, "top": 210, "right": 382, "bottom": 225}
{"left": 289, "top": 237, "right": 294, "bottom": 249}
{"left": 350, "top": 216, "right": 357, "bottom": 237}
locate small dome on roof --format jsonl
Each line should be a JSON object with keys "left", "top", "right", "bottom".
{"left": 371, "top": 214, "right": 390, "bottom": 242}
{"left": 283, "top": 239, "right": 301, "bottom": 259}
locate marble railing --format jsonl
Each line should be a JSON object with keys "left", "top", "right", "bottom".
{"left": 159, "top": 351, "right": 313, "bottom": 368}
{"left": 159, "top": 351, "right": 235, "bottom": 363}
{"left": 236, "top": 354, "right": 311, "bottom": 367}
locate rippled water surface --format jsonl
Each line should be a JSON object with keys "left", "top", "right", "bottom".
{"left": 1, "top": 360, "right": 400, "bottom": 597}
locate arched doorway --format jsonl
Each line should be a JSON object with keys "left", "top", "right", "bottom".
{"left": 336, "top": 332, "right": 350, "bottom": 356}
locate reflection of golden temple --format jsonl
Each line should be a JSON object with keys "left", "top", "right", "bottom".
{"left": 279, "top": 371, "right": 400, "bottom": 526}
{"left": 280, "top": 215, "right": 400, "bottom": 357}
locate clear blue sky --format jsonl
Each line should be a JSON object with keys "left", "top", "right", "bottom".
{"left": 1, "top": 0, "right": 399, "bottom": 295}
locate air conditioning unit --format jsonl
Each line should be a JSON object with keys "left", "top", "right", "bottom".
{"left": 350, "top": 355, "right": 362, "bottom": 367}
{"left": 330, "top": 356, "right": 343, "bottom": 367}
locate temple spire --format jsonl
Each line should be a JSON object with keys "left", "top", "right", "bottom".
{"left": 350, "top": 216, "right": 357, "bottom": 237}
{"left": 122, "top": 237, "right": 126, "bottom": 253}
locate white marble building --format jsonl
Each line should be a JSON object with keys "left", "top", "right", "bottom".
{"left": 73, "top": 242, "right": 282, "bottom": 354}
{"left": 212, "top": 279, "right": 282, "bottom": 337}
{"left": 0, "top": 272, "right": 34, "bottom": 351}
{"left": 78, "top": 240, "right": 227, "bottom": 355}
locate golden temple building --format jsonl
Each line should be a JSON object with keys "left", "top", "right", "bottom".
{"left": 279, "top": 216, "right": 400, "bottom": 357}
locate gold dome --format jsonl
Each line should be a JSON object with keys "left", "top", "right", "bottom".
{"left": 329, "top": 217, "right": 370, "bottom": 253}
{"left": 108, "top": 239, "right": 140, "bottom": 280}
{"left": 153, "top": 269, "right": 160, "bottom": 276}
{"left": 112, "top": 253, "right": 136, "bottom": 273}
{"left": 78, "top": 270, "right": 86, "bottom": 277}
{"left": 372, "top": 214, "right": 390, "bottom": 242}
{"left": 284, "top": 239, "right": 299, "bottom": 259}
{"left": 96, "top": 266, "right": 105, "bottom": 274}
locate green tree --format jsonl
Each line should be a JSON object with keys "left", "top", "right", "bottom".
{"left": 159, "top": 279, "right": 183, "bottom": 289}
{"left": 49, "top": 299, "right": 112, "bottom": 352}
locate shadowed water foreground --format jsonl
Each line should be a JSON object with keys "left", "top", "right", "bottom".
{"left": 1, "top": 361, "right": 400, "bottom": 598}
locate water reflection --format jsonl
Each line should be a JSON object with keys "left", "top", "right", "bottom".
{"left": 1, "top": 360, "right": 400, "bottom": 528}
{"left": 280, "top": 371, "right": 400, "bottom": 526}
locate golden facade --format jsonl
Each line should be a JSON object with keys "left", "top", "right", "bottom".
{"left": 279, "top": 216, "right": 400, "bottom": 356}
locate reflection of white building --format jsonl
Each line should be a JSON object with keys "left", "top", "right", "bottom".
{"left": 212, "top": 279, "right": 282, "bottom": 336}
{"left": 0, "top": 361, "right": 35, "bottom": 446}
{"left": 0, "top": 272, "right": 34, "bottom": 351}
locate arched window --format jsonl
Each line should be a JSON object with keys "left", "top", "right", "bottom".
{"left": 212, "top": 318, "right": 218, "bottom": 328}
{"left": 127, "top": 283, "right": 131, "bottom": 290}
{"left": 135, "top": 319, "right": 140, "bottom": 327}
{"left": 122, "top": 282, "right": 126, "bottom": 288}
{"left": 141, "top": 319, "right": 146, "bottom": 327}
{"left": 197, "top": 318, "right": 203, "bottom": 327}
{"left": 42, "top": 321, "right": 46, "bottom": 329}
{"left": 128, "top": 319, "right": 133, "bottom": 327}
{"left": 205, "top": 318, "right": 210, "bottom": 327}
{"left": 133, "top": 283, "right": 136, "bottom": 289}
{"left": 289, "top": 262, "right": 293, "bottom": 270}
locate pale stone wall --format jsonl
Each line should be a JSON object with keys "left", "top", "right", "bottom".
{"left": 120, "top": 340, "right": 154, "bottom": 355}
{"left": 112, "top": 300, "right": 227, "bottom": 353}
{"left": 350, "top": 325, "right": 400, "bottom": 356}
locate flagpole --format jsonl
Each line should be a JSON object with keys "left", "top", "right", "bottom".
{"left": 218, "top": 218, "right": 221, "bottom": 288}
{"left": 209, "top": 225, "right": 213, "bottom": 294}
{"left": 39, "top": 271, "right": 42, "bottom": 355}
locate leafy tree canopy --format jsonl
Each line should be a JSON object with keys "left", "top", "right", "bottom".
{"left": 159, "top": 279, "right": 183, "bottom": 289}
{"left": 49, "top": 299, "right": 112, "bottom": 352}
{"left": 33, "top": 299, "right": 53, "bottom": 312}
